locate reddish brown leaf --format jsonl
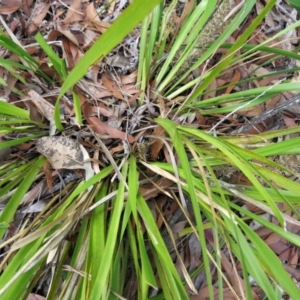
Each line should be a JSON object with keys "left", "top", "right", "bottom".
{"left": 283, "top": 116, "right": 297, "bottom": 127}
{"left": 139, "top": 178, "right": 173, "bottom": 200}
{"left": 83, "top": 102, "right": 112, "bottom": 118}
{"left": 283, "top": 262, "right": 300, "bottom": 281}
{"left": 195, "top": 109, "right": 206, "bottom": 126}
{"left": 102, "top": 74, "right": 124, "bottom": 100}
{"left": 265, "top": 233, "right": 289, "bottom": 255}
{"left": 43, "top": 160, "right": 54, "bottom": 194}
{"left": 264, "top": 94, "right": 281, "bottom": 110}
{"left": 224, "top": 70, "right": 241, "bottom": 94}
{"left": 150, "top": 125, "right": 165, "bottom": 160}
{"left": 83, "top": 100, "right": 134, "bottom": 142}
{"left": 120, "top": 70, "right": 138, "bottom": 85}
{"left": 88, "top": 116, "right": 135, "bottom": 143}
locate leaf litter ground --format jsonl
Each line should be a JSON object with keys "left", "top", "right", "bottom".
{"left": 1, "top": 1, "right": 300, "bottom": 299}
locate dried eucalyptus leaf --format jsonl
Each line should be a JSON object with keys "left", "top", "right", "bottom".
{"left": 36, "top": 136, "right": 85, "bottom": 170}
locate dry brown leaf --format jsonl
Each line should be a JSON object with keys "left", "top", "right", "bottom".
{"left": 48, "top": 30, "right": 79, "bottom": 46}
{"left": 22, "top": 181, "right": 45, "bottom": 205}
{"left": 248, "top": 64, "right": 269, "bottom": 88}
{"left": 0, "top": 5, "right": 19, "bottom": 15}
{"left": 279, "top": 247, "right": 294, "bottom": 262}
{"left": 84, "top": 102, "right": 114, "bottom": 118}
{"left": 150, "top": 125, "right": 165, "bottom": 160}
{"left": 283, "top": 116, "right": 297, "bottom": 127}
{"left": 127, "top": 90, "right": 142, "bottom": 106}
{"left": 172, "top": 220, "right": 187, "bottom": 238}
{"left": 288, "top": 247, "right": 299, "bottom": 267}
{"left": 83, "top": 98, "right": 134, "bottom": 142}
{"left": 63, "top": 0, "right": 84, "bottom": 23}
{"left": 264, "top": 93, "right": 281, "bottom": 110}
{"left": 36, "top": 136, "right": 86, "bottom": 170}
{"left": 157, "top": 95, "right": 166, "bottom": 117}
{"left": 79, "top": 81, "right": 112, "bottom": 98}
{"left": 188, "top": 233, "right": 202, "bottom": 272}
{"left": 283, "top": 263, "right": 300, "bottom": 281}
{"left": 220, "top": 251, "right": 245, "bottom": 295}
{"left": 102, "top": 74, "right": 124, "bottom": 100}
{"left": 86, "top": 2, "right": 110, "bottom": 33}
{"left": 88, "top": 116, "right": 135, "bottom": 143}
{"left": 62, "top": 36, "right": 79, "bottom": 68}
{"left": 224, "top": 70, "right": 241, "bottom": 94}
{"left": 28, "top": 90, "right": 54, "bottom": 121}
{"left": 0, "top": 0, "right": 26, "bottom": 14}
{"left": 43, "top": 160, "right": 54, "bottom": 194}
{"left": 259, "top": 73, "right": 288, "bottom": 87}
{"left": 25, "top": 100, "right": 44, "bottom": 123}
{"left": 203, "top": 79, "right": 217, "bottom": 100}
{"left": 82, "top": 29, "right": 99, "bottom": 49}
{"left": 195, "top": 109, "right": 206, "bottom": 126}
{"left": 120, "top": 70, "right": 138, "bottom": 85}
{"left": 21, "top": 0, "right": 33, "bottom": 16}
{"left": 2, "top": 73, "right": 18, "bottom": 99}
{"left": 265, "top": 233, "right": 289, "bottom": 255}
{"left": 122, "top": 86, "right": 141, "bottom": 95}
{"left": 86, "top": 65, "right": 101, "bottom": 84}
{"left": 139, "top": 178, "right": 173, "bottom": 200}
{"left": 26, "top": 2, "right": 50, "bottom": 36}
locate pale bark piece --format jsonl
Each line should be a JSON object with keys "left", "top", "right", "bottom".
{"left": 36, "top": 136, "right": 85, "bottom": 170}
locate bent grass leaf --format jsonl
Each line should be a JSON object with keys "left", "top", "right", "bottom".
{"left": 154, "top": 117, "right": 215, "bottom": 299}
{"left": 239, "top": 220, "right": 300, "bottom": 299}
{"left": 0, "top": 156, "right": 46, "bottom": 240}
{"left": 35, "top": 32, "right": 68, "bottom": 80}
{"left": 137, "top": 193, "right": 189, "bottom": 299}
{"left": 288, "top": 0, "right": 300, "bottom": 12}
{"left": 0, "top": 135, "right": 44, "bottom": 150}
{"left": 89, "top": 162, "right": 128, "bottom": 299}
{"left": 0, "top": 35, "right": 39, "bottom": 71}
{"left": 188, "top": 0, "right": 273, "bottom": 104}
{"left": 0, "top": 102, "right": 29, "bottom": 119}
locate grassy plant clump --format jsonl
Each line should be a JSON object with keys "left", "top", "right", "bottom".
{"left": 1, "top": 0, "right": 300, "bottom": 299}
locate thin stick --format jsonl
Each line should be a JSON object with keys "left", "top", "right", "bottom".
{"left": 233, "top": 92, "right": 300, "bottom": 134}
{"left": 209, "top": 79, "right": 285, "bottom": 134}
